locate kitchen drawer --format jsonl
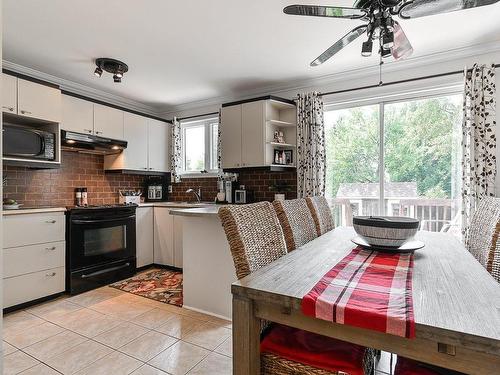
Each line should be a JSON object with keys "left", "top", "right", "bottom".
{"left": 3, "top": 212, "right": 65, "bottom": 248}
{"left": 3, "top": 241, "right": 65, "bottom": 278}
{"left": 4, "top": 267, "right": 65, "bottom": 308}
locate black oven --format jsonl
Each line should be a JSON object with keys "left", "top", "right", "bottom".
{"left": 66, "top": 205, "right": 137, "bottom": 294}
{"left": 3, "top": 123, "right": 56, "bottom": 161}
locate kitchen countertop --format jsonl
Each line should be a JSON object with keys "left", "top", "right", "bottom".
{"left": 2, "top": 207, "right": 67, "bottom": 215}
{"left": 1, "top": 202, "right": 217, "bottom": 215}
{"left": 169, "top": 206, "right": 222, "bottom": 217}
{"left": 139, "top": 202, "right": 217, "bottom": 208}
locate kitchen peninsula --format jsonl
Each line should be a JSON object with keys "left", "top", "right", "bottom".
{"left": 170, "top": 206, "right": 235, "bottom": 320}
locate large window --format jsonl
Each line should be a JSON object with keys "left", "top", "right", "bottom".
{"left": 325, "top": 94, "right": 462, "bottom": 233}
{"left": 181, "top": 117, "right": 219, "bottom": 174}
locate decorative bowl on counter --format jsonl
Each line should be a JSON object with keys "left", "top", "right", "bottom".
{"left": 353, "top": 216, "right": 420, "bottom": 248}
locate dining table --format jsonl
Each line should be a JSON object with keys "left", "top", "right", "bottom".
{"left": 231, "top": 227, "right": 500, "bottom": 375}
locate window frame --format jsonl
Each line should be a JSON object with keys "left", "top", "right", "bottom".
{"left": 180, "top": 117, "right": 219, "bottom": 177}
{"left": 324, "top": 87, "right": 463, "bottom": 216}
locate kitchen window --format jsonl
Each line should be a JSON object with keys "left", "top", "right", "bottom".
{"left": 180, "top": 117, "right": 219, "bottom": 175}
{"left": 325, "top": 93, "right": 463, "bottom": 235}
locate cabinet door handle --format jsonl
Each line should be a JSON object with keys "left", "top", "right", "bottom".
{"left": 2, "top": 106, "right": 14, "bottom": 111}
{"left": 95, "top": 131, "right": 103, "bottom": 135}
{"left": 45, "top": 272, "right": 57, "bottom": 277}
{"left": 20, "top": 110, "right": 32, "bottom": 115}
{"left": 46, "top": 246, "right": 57, "bottom": 251}
{"left": 45, "top": 220, "right": 57, "bottom": 224}
{"left": 149, "top": 167, "right": 153, "bottom": 170}
{"left": 84, "top": 129, "right": 93, "bottom": 134}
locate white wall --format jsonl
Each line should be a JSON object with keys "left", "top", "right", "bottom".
{"left": 168, "top": 49, "right": 500, "bottom": 195}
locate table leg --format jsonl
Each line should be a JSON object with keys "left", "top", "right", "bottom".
{"left": 233, "top": 295, "right": 260, "bottom": 375}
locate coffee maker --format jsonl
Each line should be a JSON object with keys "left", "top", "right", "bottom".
{"left": 145, "top": 175, "right": 169, "bottom": 202}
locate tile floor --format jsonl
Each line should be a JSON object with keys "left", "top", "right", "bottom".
{"left": 2, "top": 286, "right": 232, "bottom": 375}
{"left": 2, "top": 284, "right": 395, "bottom": 375}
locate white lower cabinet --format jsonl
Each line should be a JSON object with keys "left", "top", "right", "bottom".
{"left": 150, "top": 207, "right": 183, "bottom": 268}
{"left": 173, "top": 216, "right": 183, "bottom": 268}
{"left": 153, "top": 207, "right": 174, "bottom": 266}
{"left": 4, "top": 267, "right": 65, "bottom": 309}
{"left": 4, "top": 241, "right": 65, "bottom": 278}
{"left": 3, "top": 211, "right": 66, "bottom": 309}
{"left": 136, "top": 207, "right": 154, "bottom": 268}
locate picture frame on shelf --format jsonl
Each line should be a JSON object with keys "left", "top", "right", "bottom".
{"left": 284, "top": 150, "right": 293, "bottom": 165}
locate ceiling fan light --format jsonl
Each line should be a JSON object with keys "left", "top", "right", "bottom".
{"left": 380, "top": 47, "right": 392, "bottom": 59}
{"left": 382, "top": 32, "right": 394, "bottom": 49}
{"left": 361, "top": 40, "right": 373, "bottom": 57}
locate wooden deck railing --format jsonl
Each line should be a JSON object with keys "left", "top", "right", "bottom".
{"left": 329, "top": 197, "right": 457, "bottom": 232}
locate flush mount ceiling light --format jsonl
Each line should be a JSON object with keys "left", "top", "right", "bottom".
{"left": 94, "top": 58, "right": 128, "bottom": 83}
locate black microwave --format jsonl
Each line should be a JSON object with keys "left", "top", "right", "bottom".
{"left": 3, "top": 123, "right": 56, "bottom": 161}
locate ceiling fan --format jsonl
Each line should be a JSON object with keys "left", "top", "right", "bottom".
{"left": 284, "top": 0, "right": 499, "bottom": 66}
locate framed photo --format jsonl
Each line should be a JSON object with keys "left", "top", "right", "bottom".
{"left": 284, "top": 150, "right": 293, "bottom": 165}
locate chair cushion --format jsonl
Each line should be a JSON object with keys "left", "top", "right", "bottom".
{"left": 395, "top": 357, "right": 465, "bottom": 375}
{"left": 260, "top": 324, "right": 367, "bottom": 375}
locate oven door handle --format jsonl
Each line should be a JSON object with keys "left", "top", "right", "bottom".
{"left": 72, "top": 216, "right": 135, "bottom": 224}
{"left": 81, "top": 263, "right": 131, "bottom": 279}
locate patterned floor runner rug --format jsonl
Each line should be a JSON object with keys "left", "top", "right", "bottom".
{"left": 110, "top": 268, "right": 183, "bottom": 307}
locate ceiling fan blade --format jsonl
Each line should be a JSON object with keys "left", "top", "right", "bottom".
{"left": 284, "top": 5, "right": 367, "bottom": 19}
{"left": 392, "top": 22, "right": 414, "bottom": 60}
{"left": 311, "top": 25, "right": 367, "bottom": 66}
{"left": 399, "top": 0, "right": 499, "bottom": 19}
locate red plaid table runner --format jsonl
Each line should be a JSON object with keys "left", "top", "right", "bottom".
{"left": 302, "top": 247, "right": 415, "bottom": 338}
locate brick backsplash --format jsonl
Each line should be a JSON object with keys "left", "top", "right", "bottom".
{"left": 170, "top": 177, "right": 219, "bottom": 202}
{"left": 3, "top": 151, "right": 146, "bottom": 207}
{"left": 3, "top": 152, "right": 297, "bottom": 207}
{"left": 170, "top": 168, "right": 297, "bottom": 203}
{"left": 238, "top": 167, "right": 297, "bottom": 202}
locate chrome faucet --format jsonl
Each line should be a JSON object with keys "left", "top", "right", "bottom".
{"left": 186, "top": 187, "right": 202, "bottom": 203}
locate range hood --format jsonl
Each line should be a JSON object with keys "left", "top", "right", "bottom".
{"left": 61, "top": 130, "right": 127, "bottom": 155}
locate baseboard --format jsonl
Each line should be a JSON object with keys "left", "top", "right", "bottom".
{"left": 3, "top": 292, "right": 64, "bottom": 314}
{"left": 182, "top": 304, "right": 231, "bottom": 322}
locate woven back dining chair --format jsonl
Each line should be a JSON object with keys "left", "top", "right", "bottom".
{"left": 273, "top": 198, "right": 318, "bottom": 251}
{"left": 466, "top": 196, "right": 500, "bottom": 283}
{"left": 218, "top": 202, "right": 288, "bottom": 280}
{"left": 218, "top": 202, "right": 374, "bottom": 375}
{"left": 306, "top": 196, "right": 335, "bottom": 236}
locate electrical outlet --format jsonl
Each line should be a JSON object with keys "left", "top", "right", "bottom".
{"left": 168, "top": 185, "right": 173, "bottom": 193}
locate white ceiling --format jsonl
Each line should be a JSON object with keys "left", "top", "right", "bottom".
{"left": 3, "top": 0, "right": 500, "bottom": 113}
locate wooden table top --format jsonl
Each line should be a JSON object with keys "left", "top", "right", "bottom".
{"left": 232, "top": 227, "right": 500, "bottom": 356}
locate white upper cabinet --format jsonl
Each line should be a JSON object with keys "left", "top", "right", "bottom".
{"left": 17, "top": 78, "right": 61, "bottom": 123}
{"left": 148, "top": 119, "right": 170, "bottom": 173}
{"left": 221, "top": 104, "right": 242, "bottom": 168}
{"left": 221, "top": 98, "right": 297, "bottom": 169}
{"left": 93, "top": 104, "right": 124, "bottom": 140}
{"left": 241, "top": 101, "right": 265, "bottom": 167}
{"left": 104, "top": 116, "right": 170, "bottom": 173}
{"left": 61, "top": 95, "right": 94, "bottom": 134}
{"left": 2, "top": 73, "right": 17, "bottom": 114}
{"left": 123, "top": 112, "right": 149, "bottom": 170}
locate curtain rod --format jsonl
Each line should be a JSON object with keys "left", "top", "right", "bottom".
{"left": 319, "top": 63, "right": 500, "bottom": 98}
{"left": 177, "top": 111, "right": 219, "bottom": 122}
